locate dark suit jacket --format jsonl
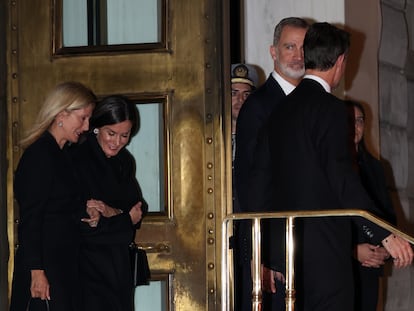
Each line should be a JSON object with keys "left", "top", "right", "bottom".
{"left": 235, "top": 74, "right": 285, "bottom": 213}
{"left": 266, "top": 78, "right": 390, "bottom": 310}
{"left": 233, "top": 74, "right": 287, "bottom": 311}
{"left": 233, "top": 74, "right": 286, "bottom": 268}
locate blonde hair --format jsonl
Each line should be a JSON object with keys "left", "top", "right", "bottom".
{"left": 20, "top": 81, "right": 96, "bottom": 148}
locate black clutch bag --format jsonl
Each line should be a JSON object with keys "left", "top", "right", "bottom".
{"left": 26, "top": 298, "right": 50, "bottom": 311}
{"left": 129, "top": 242, "right": 151, "bottom": 286}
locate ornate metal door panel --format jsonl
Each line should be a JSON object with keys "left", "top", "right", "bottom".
{"left": 7, "top": 1, "right": 230, "bottom": 309}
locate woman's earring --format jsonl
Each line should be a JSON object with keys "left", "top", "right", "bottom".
{"left": 57, "top": 121, "right": 63, "bottom": 127}
{"left": 93, "top": 128, "right": 99, "bottom": 134}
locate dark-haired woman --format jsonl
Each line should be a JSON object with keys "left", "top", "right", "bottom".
{"left": 346, "top": 100, "right": 396, "bottom": 311}
{"left": 72, "top": 95, "right": 148, "bottom": 311}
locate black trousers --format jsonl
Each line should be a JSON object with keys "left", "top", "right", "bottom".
{"left": 354, "top": 265, "right": 380, "bottom": 311}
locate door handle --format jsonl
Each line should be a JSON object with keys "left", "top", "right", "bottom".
{"left": 137, "top": 243, "right": 170, "bottom": 254}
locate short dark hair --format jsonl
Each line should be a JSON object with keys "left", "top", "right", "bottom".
{"left": 91, "top": 95, "right": 139, "bottom": 137}
{"left": 304, "top": 22, "right": 350, "bottom": 71}
{"left": 273, "top": 17, "right": 309, "bottom": 46}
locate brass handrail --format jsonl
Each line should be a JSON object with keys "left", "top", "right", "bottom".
{"left": 221, "top": 209, "right": 414, "bottom": 311}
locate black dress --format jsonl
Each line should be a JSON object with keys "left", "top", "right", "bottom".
{"left": 353, "top": 145, "right": 396, "bottom": 311}
{"left": 71, "top": 133, "right": 148, "bottom": 311}
{"left": 10, "top": 132, "right": 84, "bottom": 311}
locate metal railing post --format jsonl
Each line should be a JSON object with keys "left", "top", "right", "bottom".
{"left": 221, "top": 210, "right": 414, "bottom": 311}
{"left": 221, "top": 218, "right": 230, "bottom": 311}
{"left": 252, "top": 218, "right": 261, "bottom": 311}
{"left": 285, "top": 216, "right": 295, "bottom": 311}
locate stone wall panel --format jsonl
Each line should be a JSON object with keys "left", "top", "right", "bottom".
{"left": 381, "top": 0, "right": 406, "bottom": 10}
{"left": 405, "top": 50, "right": 414, "bottom": 79}
{"left": 385, "top": 258, "right": 412, "bottom": 309}
{"left": 380, "top": 124, "right": 408, "bottom": 190}
{"left": 407, "top": 2, "right": 414, "bottom": 51}
{"left": 379, "top": 6, "right": 407, "bottom": 67}
{"left": 407, "top": 81, "right": 414, "bottom": 199}
{"left": 379, "top": 65, "right": 408, "bottom": 127}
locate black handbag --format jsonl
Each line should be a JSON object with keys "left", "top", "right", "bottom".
{"left": 129, "top": 242, "right": 151, "bottom": 286}
{"left": 26, "top": 298, "right": 50, "bottom": 311}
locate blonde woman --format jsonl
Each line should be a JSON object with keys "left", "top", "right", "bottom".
{"left": 10, "top": 82, "right": 96, "bottom": 311}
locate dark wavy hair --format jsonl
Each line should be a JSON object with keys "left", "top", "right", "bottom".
{"left": 304, "top": 22, "right": 350, "bottom": 71}
{"left": 90, "top": 95, "right": 140, "bottom": 138}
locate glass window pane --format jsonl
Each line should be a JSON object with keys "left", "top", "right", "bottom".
{"left": 127, "top": 103, "right": 165, "bottom": 214}
{"left": 63, "top": 0, "right": 88, "bottom": 46}
{"left": 107, "top": 0, "right": 161, "bottom": 44}
{"left": 134, "top": 280, "right": 167, "bottom": 311}
{"left": 61, "top": 0, "right": 162, "bottom": 47}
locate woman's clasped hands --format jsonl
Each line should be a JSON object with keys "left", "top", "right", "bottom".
{"left": 82, "top": 199, "right": 144, "bottom": 227}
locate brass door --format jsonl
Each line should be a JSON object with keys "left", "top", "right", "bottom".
{"left": 7, "top": 1, "right": 231, "bottom": 310}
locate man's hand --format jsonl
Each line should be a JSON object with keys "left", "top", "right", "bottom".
{"left": 261, "top": 265, "right": 285, "bottom": 293}
{"left": 382, "top": 234, "right": 413, "bottom": 268}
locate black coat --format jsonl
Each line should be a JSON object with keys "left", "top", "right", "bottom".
{"left": 357, "top": 146, "right": 396, "bottom": 226}
{"left": 234, "top": 74, "right": 289, "bottom": 267}
{"left": 353, "top": 146, "right": 396, "bottom": 311}
{"left": 233, "top": 74, "right": 287, "bottom": 311}
{"left": 71, "top": 133, "right": 148, "bottom": 311}
{"left": 235, "top": 74, "right": 286, "bottom": 213}
{"left": 10, "top": 132, "right": 84, "bottom": 311}
{"left": 234, "top": 74, "right": 286, "bottom": 263}
{"left": 266, "top": 78, "right": 390, "bottom": 311}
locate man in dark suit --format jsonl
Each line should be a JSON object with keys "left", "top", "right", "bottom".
{"left": 230, "top": 63, "right": 258, "bottom": 311}
{"left": 233, "top": 17, "right": 309, "bottom": 311}
{"left": 264, "top": 22, "right": 413, "bottom": 311}
{"left": 231, "top": 63, "right": 258, "bottom": 213}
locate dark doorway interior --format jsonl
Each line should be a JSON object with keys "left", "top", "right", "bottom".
{"left": 230, "top": 0, "right": 243, "bottom": 63}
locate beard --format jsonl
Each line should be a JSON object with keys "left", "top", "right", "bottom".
{"left": 276, "top": 59, "right": 305, "bottom": 80}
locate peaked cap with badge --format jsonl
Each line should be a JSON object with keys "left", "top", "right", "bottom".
{"left": 231, "top": 63, "right": 259, "bottom": 89}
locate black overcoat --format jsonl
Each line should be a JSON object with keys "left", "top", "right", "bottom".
{"left": 266, "top": 78, "right": 390, "bottom": 310}
{"left": 10, "top": 132, "right": 84, "bottom": 311}
{"left": 234, "top": 74, "right": 286, "bottom": 311}
{"left": 235, "top": 74, "right": 285, "bottom": 213}
{"left": 71, "top": 133, "right": 148, "bottom": 311}
{"left": 353, "top": 146, "right": 396, "bottom": 311}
